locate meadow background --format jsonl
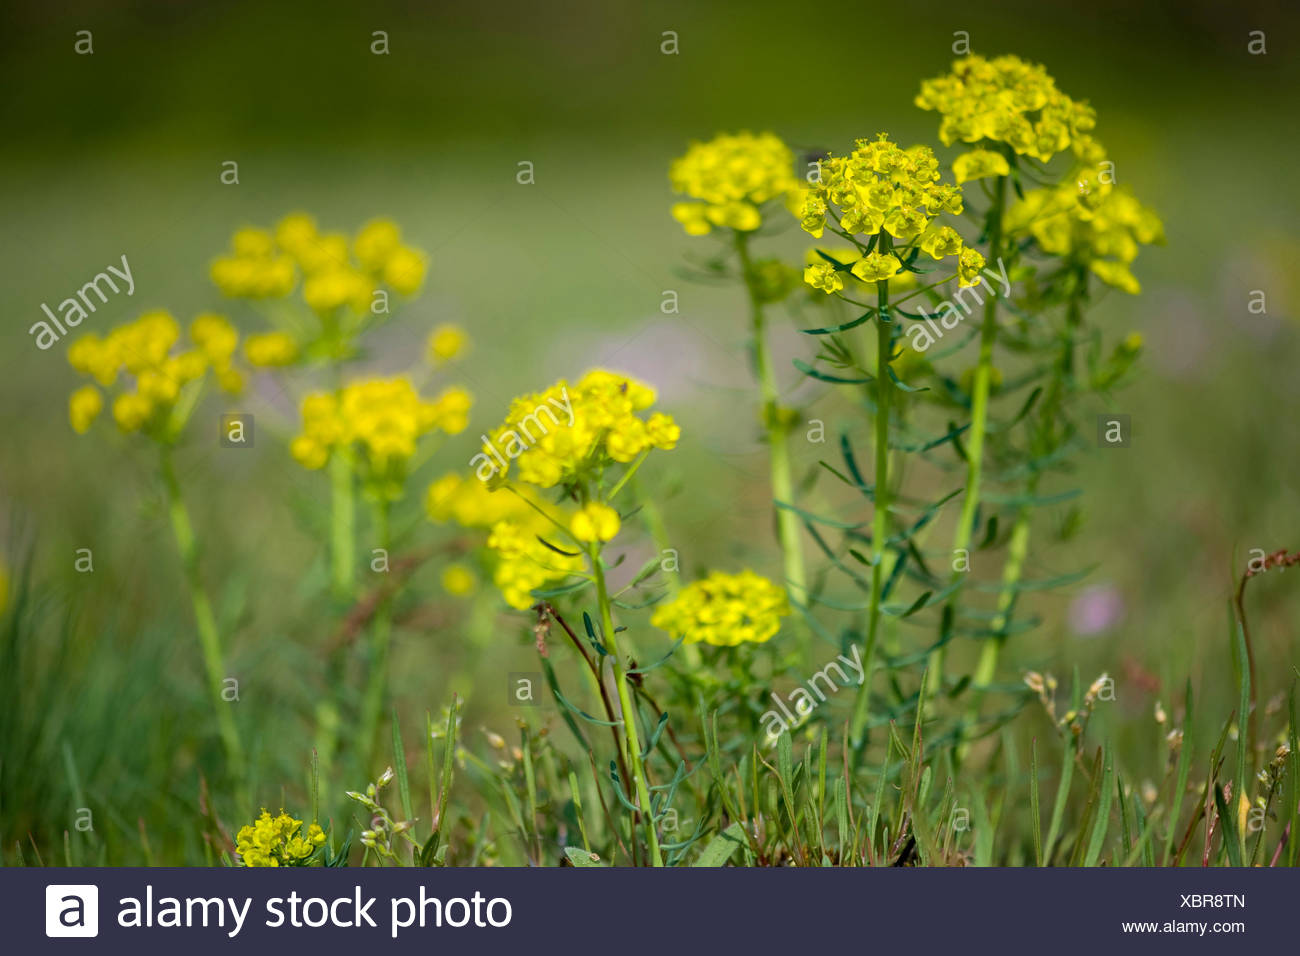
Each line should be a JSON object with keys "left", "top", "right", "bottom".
{"left": 1, "top": 0, "right": 1298, "bottom": 863}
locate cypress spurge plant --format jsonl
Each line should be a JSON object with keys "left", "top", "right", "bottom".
{"left": 911, "top": 56, "right": 1162, "bottom": 738}
{"left": 289, "top": 376, "right": 473, "bottom": 768}
{"left": 470, "top": 369, "right": 683, "bottom": 866}
{"left": 914, "top": 54, "right": 1102, "bottom": 697}
{"left": 795, "top": 132, "right": 984, "bottom": 747}
{"left": 969, "top": 148, "right": 1161, "bottom": 705}
{"left": 669, "top": 132, "right": 811, "bottom": 615}
{"left": 67, "top": 310, "right": 249, "bottom": 779}
{"left": 211, "top": 213, "right": 429, "bottom": 602}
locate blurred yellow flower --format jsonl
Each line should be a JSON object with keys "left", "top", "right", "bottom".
{"left": 303, "top": 266, "right": 372, "bottom": 313}
{"left": 69, "top": 310, "right": 242, "bottom": 438}
{"left": 670, "top": 132, "right": 797, "bottom": 235}
{"left": 383, "top": 246, "right": 427, "bottom": 296}
{"left": 651, "top": 570, "right": 790, "bottom": 646}
{"left": 1005, "top": 180, "right": 1162, "bottom": 294}
{"left": 112, "top": 392, "right": 151, "bottom": 433}
{"left": 244, "top": 331, "right": 299, "bottom": 367}
{"left": 916, "top": 54, "right": 1096, "bottom": 164}
{"left": 951, "top": 148, "right": 1011, "bottom": 184}
{"left": 441, "top": 564, "right": 476, "bottom": 596}
{"left": 69, "top": 385, "right": 103, "bottom": 434}
{"left": 353, "top": 218, "right": 403, "bottom": 273}
{"left": 571, "top": 503, "right": 620, "bottom": 543}
{"left": 427, "top": 324, "right": 470, "bottom": 364}
{"left": 292, "top": 379, "right": 473, "bottom": 496}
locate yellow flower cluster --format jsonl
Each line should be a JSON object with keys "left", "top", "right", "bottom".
{"left": 427, "top": 323, "right": 470, "bottom": 364}
{"left": 803, "top": 248, "right": 920, "bottom": 298}
{"left": 244, "top": 330, "right": 299, "bottom": 367}
{"left": 210, "top": 226, "right": 296, "bottom": 299}
{"left": 670, "top": 132, "right": 797, "bottom": 235}
{"left": 798, "top": 133, "right": 982, "bottom": 289}
{"left": 486, "top": 518, "right": 586, "bottom": 609}
{"left": 426, "top": 470, "right": 534, "bottom": 527}
{"left": 425, "top": 472, "right": 583, "bottom": 609}
{"left": 1005, "top": 180, "right": 1163, "bottom": 294}
{"left": 291, "top": 378, "right": 472, "bottom": 483}
{"left": 211, "top": 213, "right": 426, "bottom": 308}
{"left": 67, "top": 311, "right": 243, "bottom": 435}
{"left": 235, "top": 810, "right": 325, "bottom": 867}
{"left": 478, "top": 369, "right": 680, "bottom": 489}
{"left": 650, "top": 570, "right": 790, "bottom": 646}
{"left": 915, "top": 54, "right": 1097, "bottom": 165}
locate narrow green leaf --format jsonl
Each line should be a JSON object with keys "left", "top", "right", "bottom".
{"left": 392, "top": 709, "right": 414, "bottom": 824}
{"left": 692, "top": 822, "right": 747, "bottom": 867}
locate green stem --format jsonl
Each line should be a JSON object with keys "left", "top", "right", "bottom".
{"left": 961, "top": 283, "right": 1084, "bottom": 757}
{"left": 932, "top": 167, "right": 1009, "bottom": 702}
{"left": 849, "top": 275, "right": 892, "bottom": 747}
{"left": 160, "top": 448, "right": 245, "bottom": 779}
{"left": 330, "top": 449, "right": 356, "bottom": 600}
{"left": 735, "top": 233, "right": 808, "bottom": 612}
{"left": 591, "top": 543, "right": 664, "bottom": 867}
{"left": 635, "top": 480, "right": 702, "bottom": 671}
{"left": 361, "top": 496, "right": 392, "bottom": 769}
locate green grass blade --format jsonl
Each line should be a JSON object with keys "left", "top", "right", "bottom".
{"left": 1029, "top": 738, "right": 1042, "bottom": 866}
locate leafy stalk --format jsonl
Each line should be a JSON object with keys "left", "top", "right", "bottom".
{"left": 159, "top": 446, "right": 244, "bottom": 779}
{"left": 932, "top": 159, "right": 1010, "bottom": 698}
{"left": 591, "top": 541, "right": 664, "bottom": 866}
{"left": 735, "top": 232, "right": 808, "bottom": 614}
{"left": 849, "top": 271, "right": 892, "bottom": 747}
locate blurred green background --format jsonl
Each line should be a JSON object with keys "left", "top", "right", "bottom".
{"left": 2, "top": 0, "right": 1298, "bottom": 860}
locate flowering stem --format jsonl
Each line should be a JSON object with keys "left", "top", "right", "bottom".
{"left": 931, "top": 165, "right": 1010, "bottom": 704}
{"left": 360, "top": 496, "right": 392, "bottom": 769}
{"left": 159, "top": 447, "right": 245, "bottom": 780}
{"left": 849, "top": 275, "right": 892, "bottom": 748}
{"left": 734, "top": 233, "right": 808, "bottom": 617}
{"left": 590, "top": 542, "right": 664, "bottom": 867}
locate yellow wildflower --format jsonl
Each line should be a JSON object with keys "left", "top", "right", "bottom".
{"left": 651, "top": 570, "right": 790, "bottom": 646}
{"left": 1004, "top": 179, "right": 1162, "bottom": 293}
{"left": 799, "top": 134, "right": 970, "bottom": 293}
{"left": 112, "top": 392, "right": 152, "bottom": 433}
{"left": 189, "top": 313, "right": 239, "bottom": 366}
{"left": 353, "top": 218, "right": 403, "bottom": 272}
{"left": 916, "top": 54, "right": 1096, "bottom": 164}
{"left": 571, "top": 503, "right": 620, "bottom": 543}
{"left": 244, "top": 331, "right": 299, "bottom": 367}
{"left": 804, "top": 262, "right": 844, "bottom": 295}
{"left": 441, "top": 564, "right": 476, "bottom": 596}
{"left": 851, "top": 252, "right": 903, "bottom": 283}
{"left": 303, "top": 266, "right": 372, "bottom": 313}
{"left": 291, "top": 379, "right": 472, "bottom": 494}
{"left": 951, "top": 148, "right": 1012, "bottom": 184}
{"left": 69, "top": 385, "right": 103, "bottom": 434}
{"left": 427, "top": 324, "right": 470, "bottom": 364}
{"left": 383, "top": 246, "right": 426, "bottom": 296}
{"left": 235, "top": 810, "right": 325, "bottom": 867}
{"left": 958, "top": 247, "right": 986, "bottom": 287}
{"left": 670, "top": 132, "right": 797, "bottom": 235}
{"left": 474, "top": 369, "right": 678, "bottom": 488}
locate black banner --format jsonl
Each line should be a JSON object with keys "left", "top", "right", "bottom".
{"left": 7, "top": 867, "right": 1290, "bottom": 953}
